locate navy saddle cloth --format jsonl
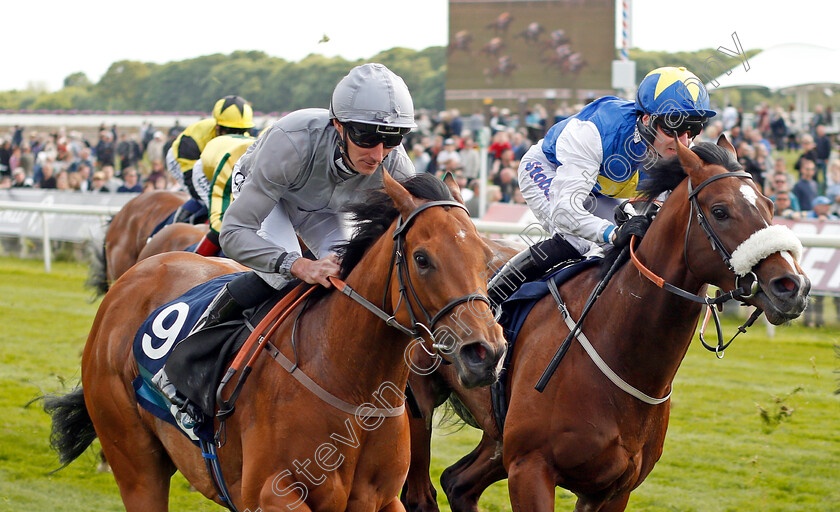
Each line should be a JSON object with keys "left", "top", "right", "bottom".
{"left": 132, "top": 272, "right": 297, "bottom": 443}
{"left": 491, "top": 257, "right": 601, "bottom": 432}
{"left": 132, "top": 273, "right": 243, "bottom": 443}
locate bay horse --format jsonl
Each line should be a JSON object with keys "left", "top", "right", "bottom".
{"left": 87, "top": 190, "right": 188, "bottom": 296}
{"left": 46, "top": 172, "right": 507, "bottom": 512}
{"left": 402, "top": 138, "right": 810, "bottom": 512}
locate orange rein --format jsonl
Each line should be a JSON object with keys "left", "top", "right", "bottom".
{"left": 628, "top": 234, "right": 665, "bottom": 288}
{"left": 226, "top": 283, "right": 316, "bottom": 381}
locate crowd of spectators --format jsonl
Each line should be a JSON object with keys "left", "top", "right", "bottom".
{"left": 0, "top": 121, "right": 181, "bottom": 194}
{"left": 2, "top": 99, "right": 840, "bottom": 325}
{"left": 2, "top": 101, "right": 840, "bottom": 224}
{"left": 400, "top": 104, "right": 571, "bottom": 217}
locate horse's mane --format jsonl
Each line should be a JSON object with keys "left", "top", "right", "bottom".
{"left": 599, "top": 143, "right": 744, "bottom": 275}
{"left": 336, "top": 173, "right": 454, "bottom": 278}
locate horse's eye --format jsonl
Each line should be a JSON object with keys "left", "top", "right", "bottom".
{"left": 414, "top": 252, "right": 430, "bottom": 269}
{"left": 712, "top": 207, "right": 729, "bottom": 220}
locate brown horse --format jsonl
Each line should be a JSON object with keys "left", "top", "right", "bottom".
{"left": 87, "top": 190, "right": 188, "bottom": 296}
{"left": 46, "top": 173, "right": 507, "bottom": 512}
{"left": 136, "top": 222, "right": 209, "bottom": 263}
{"left": 402, "top": 138, "right": 811, "bottom": 512}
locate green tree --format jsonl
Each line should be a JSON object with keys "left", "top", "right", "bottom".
{"left": 63, "top": 72, "right": 92, "bottom": 89}
{"left": 96, "top": 60, "right": 155, "bottom": 109}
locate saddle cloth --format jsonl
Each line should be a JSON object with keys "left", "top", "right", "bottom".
{"left": 132, "top": 272, "right": 245, "bottom": 444}
{"left": 491, "top": 257, "right": 601, "bottom": 432}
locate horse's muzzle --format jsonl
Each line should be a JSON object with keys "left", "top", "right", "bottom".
{"left": 758, "top": 272, "right": 811, "bottom": 324}
{"left": 456, "top": 340, "right": 506, "bottom": 388}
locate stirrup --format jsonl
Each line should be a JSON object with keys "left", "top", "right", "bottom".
{"left": 151, "top": 370, "right": 202, "bottom": 436}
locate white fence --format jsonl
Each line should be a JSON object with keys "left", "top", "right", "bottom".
{"left": 3, "top": 199, "right": 840, "bottom": 278}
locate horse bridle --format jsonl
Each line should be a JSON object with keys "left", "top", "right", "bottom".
{"left": 631, "top": 170, "right": 763, "bottom": 357}
{"left": 331, "top": 200, "right": 493, "bottom": 356}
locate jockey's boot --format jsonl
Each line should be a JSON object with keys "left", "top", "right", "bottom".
{"left": 171, "top": 206, "right": 195, "bottom": 224}
{"left": 487, "top": 249, "right": 542, "bottom": 307}
{"left": 200, "top": 283, "right": 243, "bottom": 330}
{"left": 199, "top": 271, "right": 279, "bottom": 330}
{"left": 151, "top": 370, "right": 203, "bottom": 435}
{"left": 487, "top": 234, "right": 581, "bottom": 307}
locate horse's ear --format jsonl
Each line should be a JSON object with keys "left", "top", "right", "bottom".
{"left": 676, "top": 137, "right": 703, "bottom": 174}
{"left": 716, "top": 133, "right": 737, "bottom": 159}
{"left": 442, "top": 172, "right": 466, "bottom": 205}
{"left": 383, "top": 169, "right": 418, "bottom": 218}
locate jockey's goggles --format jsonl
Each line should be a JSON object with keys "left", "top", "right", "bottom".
{"left": 344, "top": 122, "right": 409, "bottom": 149}
{"left": 654, "top": 114, "right": 707, "bottom": 139}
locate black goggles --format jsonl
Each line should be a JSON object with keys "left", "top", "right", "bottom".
{"left": 654, "top": 115, "right": 707, "bottom": 139}
{"left": 343, "top": 122, "right": 409, "bottom": 149}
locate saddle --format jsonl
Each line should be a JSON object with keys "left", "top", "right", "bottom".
{"left": 490, "top": 257, "right": 600, "bottom": 434}
{"left": 132, "top": 274, "right": 302, "bottom": 443}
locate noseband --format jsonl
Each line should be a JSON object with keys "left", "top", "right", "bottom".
{"left": 332, "top": 200, "right": 492, "bottom": 355}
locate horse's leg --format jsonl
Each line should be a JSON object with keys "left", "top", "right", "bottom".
{"left": 99, "top": 432, "right": 176, "bottom": 512}
{"left": 507, "top": 452, "right": 555, "bottom": 512}
{"left": 402, "top": 413, "right": 440, "bottom": 512}
{"left": 579, "top": 494, "right": 631, "bottom": 512}
{"left": 440, "top": 432, "right": 506, "bottom": 512}
{"left": 89, "top": 381, "right": 176, "bottom": 511}
{"left": 402, "top": 372, "right": 449, "bottom": 512}
{"left": 379, "top": 497, "right": 408, "bottom": 512}
{"left": 255, "top": 478, "right": 313, "bottom": 512}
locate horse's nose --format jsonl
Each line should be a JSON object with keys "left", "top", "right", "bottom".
{"left": 458, "top": 340, "right": 505, "bottom": 386}
{"left": 768, "top": 273, "right": 807, "bottom": 300}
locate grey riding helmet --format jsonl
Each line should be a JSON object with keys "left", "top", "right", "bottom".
{"left": 329, "top": 63, "right": 417, "bottom": 130}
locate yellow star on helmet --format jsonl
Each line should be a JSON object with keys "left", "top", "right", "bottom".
{"left": 651, "top": 67, "right": 701, "bottom": 101}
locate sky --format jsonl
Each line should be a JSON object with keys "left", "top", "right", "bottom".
{"left": 4, "top": 0, "right": 839, "bottom": 93}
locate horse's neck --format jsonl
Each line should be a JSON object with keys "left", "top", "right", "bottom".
{"left": 593, "top": 233, "right": 706, "bottom": 391}
{"left": 299, "top": 233, "right": 411, "bottom": 406}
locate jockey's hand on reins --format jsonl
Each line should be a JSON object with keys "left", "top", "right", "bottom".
{"left": 612, "top": 215, "right": 651, "bottom": 248}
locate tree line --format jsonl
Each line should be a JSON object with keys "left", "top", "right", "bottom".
{"left": 0, "top": 46, "right": 821, "bottom": 115}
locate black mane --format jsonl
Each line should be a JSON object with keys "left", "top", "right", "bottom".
{"left": 336, "top": 173, "right": 453, "bottom": 278}
{"left": 600, "top": 142, "right": 743, "bottom": 275}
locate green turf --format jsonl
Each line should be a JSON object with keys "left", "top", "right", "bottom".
{"left": 1, "top": 256, "right": 838, "bottom": 511}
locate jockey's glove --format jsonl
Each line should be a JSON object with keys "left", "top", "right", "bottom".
{"left": 611, "top": 215, "right": 651, "bottom": 248}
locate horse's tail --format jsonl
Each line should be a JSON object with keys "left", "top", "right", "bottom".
{"left": 85, "top": 218, "right": 110, "bottom": 297}
{"left": 42, "top": 387, "right": 98, "bottom": 469}
{"left": 438, "top": 394, "right": 481, "bottom": 431}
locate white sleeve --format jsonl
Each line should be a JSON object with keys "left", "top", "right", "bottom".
{"left": 191, "top": 159, "right": 211, "bottom": 206}
{"left": 547, "top": 119, "right": 615, "bottom": 244}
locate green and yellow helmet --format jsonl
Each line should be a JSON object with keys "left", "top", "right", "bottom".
{"left": 212, "top": 95, "right": 255, "bottom": 129}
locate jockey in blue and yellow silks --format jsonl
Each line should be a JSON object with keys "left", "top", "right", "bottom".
{"left": 488, "top": 66, "right": 716, "bottom": 305}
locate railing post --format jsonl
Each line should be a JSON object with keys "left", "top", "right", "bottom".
{"left": 41, "top": 211, "right": 51, "bottom": 273}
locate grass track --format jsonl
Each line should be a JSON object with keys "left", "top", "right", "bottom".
{"left": 1, "top": 257, "right": 838, "bottom": 511}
